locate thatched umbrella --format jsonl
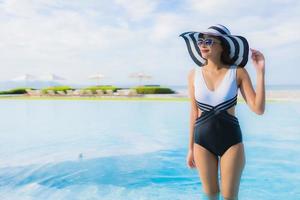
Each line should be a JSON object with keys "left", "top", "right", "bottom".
{"left": 88, "top": 73, "right": 105, "bottom": 86}
{"left": 11, "top": 74, "right": 37, "bottom": 87}
{"left": 129, "top": 72, "right": 152, "bottom": 86}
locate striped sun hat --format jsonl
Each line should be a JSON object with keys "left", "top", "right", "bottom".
{"left": 179, "top": 24, "right": 249, "bottom": 67}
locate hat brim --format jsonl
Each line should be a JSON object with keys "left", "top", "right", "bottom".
{"left": 179, "top": 31, "right": 249, "bottom": 67}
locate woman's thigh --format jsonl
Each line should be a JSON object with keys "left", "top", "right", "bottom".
{"left": 220, "top": 142, "right": 245, "bottom": 199}
{"left": 193, "top": 143, "right": 220, "bottom": 195}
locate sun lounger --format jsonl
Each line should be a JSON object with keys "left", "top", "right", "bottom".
{"left": 114, "top": 89, "right": 140, "bottom": 97}
{"left": 66, "top": 90, "right": 74, "bottom": 96}
{"left": 25, "top": 89, "right": 34, "bottom": 96}
{"left": 105, "top": 89, "right": 113, "bottom": 96}
{"left": 46, "top": 90, "right": 56, "bottom": 96}
{"left": 79, "top": 90, "right": 86, "bottom": 96}
{"left": 84, "top": 90, "right": 94, "bottom": 96}
{"left": 128, "top": 89, "right": 139, "bottom": 96}
{"left": 25, "top": 89, "right": 42, "bottom": 96}
{"left": 96, "top": 90, "right": 104, "bottom": 96}
{"left": 114, "top": 90, "right": 121, "bottom": 96}
{"left": 78, "top": 90, "right": 93, "bottom": 96}
{"left": 72, "top": 89, "right": 81, "bottom": 96}
{"left": 56, "top": 91, "right": 66, "bottom": 96}
{"left": 126, "top": 89, "right": 142, "bottom": 97}
{"left": 119, "top": 89, "right": 129, "bottom": 96}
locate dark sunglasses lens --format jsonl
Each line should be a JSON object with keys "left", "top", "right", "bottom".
{"left": 197, "top": 39, "right": 204, "bottom": 46}
{"left": 205, "top": 39, "right": 213, "bottom": 46}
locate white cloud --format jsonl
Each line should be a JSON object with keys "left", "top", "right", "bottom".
{"left": 186, "top": 0, "right": 246, "bottom": 18}
{"left": 0, "top": 0, "right": 36, "bottom": 17}
{"left": 0, "top": 0, "right": 299, "bottom": 85}
{"left": 114, "top": 0, "right": 159, "bottom": 21}
{"left": 150, "top": 13, "right": 184, "bottom": 41}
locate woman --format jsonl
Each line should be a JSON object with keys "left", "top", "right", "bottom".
{"left": 181, "top": 25, "right": 265, "bottom": 199}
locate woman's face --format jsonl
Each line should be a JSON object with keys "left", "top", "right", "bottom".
{"left": 198, "top": 35, "right": 223, "bottom": 60}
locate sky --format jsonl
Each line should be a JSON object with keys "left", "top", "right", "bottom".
{"left": 0, "top": 0, "right": 299, "bottom": 87}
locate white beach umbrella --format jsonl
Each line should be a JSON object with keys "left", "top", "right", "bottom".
{"left": 11, "top": 74, "right": 37, "bottom": 88}
{"left": 11, "top": 74, "right": 37, "bottom": 81}
{"left": 39, "top": 73, "right": 66, "bottom": 87}
{"left": 129, "top": 72, "right": 152, "bottom": 86}
{"left": 40, "top": 74, "right": 66, "bottom": 81}
{"left": 88, "top": 73, "right": 105, "bottom": 86}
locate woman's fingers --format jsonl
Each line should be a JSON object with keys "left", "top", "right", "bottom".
{"left": 186, "top": 158, "right": 196, "bottom": 168}
{"left": 191, "top": 159, "right": 196, "bottom": 168}
{"left": 250, "top": 48, "right": 260, "bottom": 53}
{"left": 250, "top": 48, "right": 264, "bottom": 60}
{"left": 192, "top": 160, "right": 196, "bottom": 168}
{"left": 250, "top": 48, "right": 263, "bottom": 56}
{"left": 250, "top": 48, "right": 262, "bottom": 56}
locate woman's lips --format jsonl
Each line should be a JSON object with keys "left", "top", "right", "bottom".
{"left": 201, "top": 49, "right": 209, "bottom": 53}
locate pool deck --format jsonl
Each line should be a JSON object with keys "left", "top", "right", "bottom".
{"left": 0, "top": 90, "right": 300, "bottom": 102}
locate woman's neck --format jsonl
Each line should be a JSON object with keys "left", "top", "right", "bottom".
{"left": 205, "top": 59, "right": 225, "bottom": 71}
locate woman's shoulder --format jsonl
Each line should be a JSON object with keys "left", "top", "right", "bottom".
{"left": 236, "top": 67, "right": 249, "bottom": 85}
{"left": 188, "top": 67, "right": 197, "bottom": 79}
{"left": 236, "top": 67, "right": 248, "bottom": 76}
{"left": 188, "top": 67, "right": 198, "bottom": 86}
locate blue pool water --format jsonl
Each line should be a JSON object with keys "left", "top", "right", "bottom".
{"left": 0, "top": 99, "right": 299, "bottom": 199}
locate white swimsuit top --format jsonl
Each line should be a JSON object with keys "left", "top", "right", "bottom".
{"left": 194, "top": 65, "right": 238, "bottom": 112}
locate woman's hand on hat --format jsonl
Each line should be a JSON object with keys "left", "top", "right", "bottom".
{"left": 250, "top": 48, "right": 265, "bottom": 73}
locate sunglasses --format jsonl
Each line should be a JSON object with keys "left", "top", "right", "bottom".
{"left": 197, "top": 38, "right": 221, "bottom": 47}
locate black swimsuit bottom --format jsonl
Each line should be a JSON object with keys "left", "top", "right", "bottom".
{"left": 194, "top": 94, "right": 243, "bottom": 157}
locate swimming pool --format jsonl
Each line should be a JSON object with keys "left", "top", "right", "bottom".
{"left": 0, "top": 99, "right": 299, "bottom": 199}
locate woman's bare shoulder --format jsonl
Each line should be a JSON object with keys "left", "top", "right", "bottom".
{"left": 187, "top": 68, "right": 196, "bottom": 101}
{"left": 236, "top": 67, "right": 249, "bottom": 86}
{"left": 237, "top": 66, "right": 249, "bottom": 74}
{"left": 188, "top": 68, "right": 196, "bottom": 82}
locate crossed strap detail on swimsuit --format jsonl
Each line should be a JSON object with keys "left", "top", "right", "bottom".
{"left": 195, "top": 94, "right": 239, "bottom": 125}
